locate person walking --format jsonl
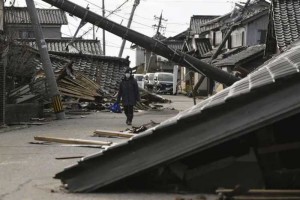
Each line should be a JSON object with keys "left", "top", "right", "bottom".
{"left": 117, "top": 68, "right": 140, "bottom": 125}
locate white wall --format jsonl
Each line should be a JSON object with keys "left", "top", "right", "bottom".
{"left": 231, "top": 26, "right": 246, "bottom": 48}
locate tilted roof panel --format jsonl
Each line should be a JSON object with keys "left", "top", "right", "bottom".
{"left": 54, "top": 39, "right": 300, "bottom": 193}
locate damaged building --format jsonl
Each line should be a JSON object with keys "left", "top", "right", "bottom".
{"left": 0, "top": 5, "right": 132, "bottom": 124}
{"left": 1, "top": 0, "right": 300, "bottom": 196}
{"left": 54, "top": 40, "right": 300, "bottom": 192}
{"left": 33, "top": 0, "right": 300, "bottom": 194}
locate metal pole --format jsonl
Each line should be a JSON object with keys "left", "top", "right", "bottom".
{"left": 26, "top": 0, "right": 65, "bottom": 120}
{"left": 118, "top": 0, "right": 140, "bottom": 58}
{"left": 40, "top": 0, "right": 239, "bottom": 86}
{"left": 102, "top": 0, "right": 106, "bottom": 55}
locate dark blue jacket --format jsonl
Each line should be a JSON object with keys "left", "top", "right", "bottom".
{"left": 117, "top": 76, "right": 140, "bottom": 106}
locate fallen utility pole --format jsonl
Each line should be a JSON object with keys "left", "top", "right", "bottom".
{"left": 40, "top": 0, "right": 239, "bottom": 86}
{"left": 118, "top": 0, "right": 140, "bottom": 58}
{"left": 26, "top": 0, "right": 65, "bottom": 120}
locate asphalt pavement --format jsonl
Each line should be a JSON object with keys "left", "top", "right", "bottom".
{"left": 0, "top": 95, "right": 216, "bottom": 200}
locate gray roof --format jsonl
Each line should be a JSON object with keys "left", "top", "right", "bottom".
{"left": 272, "top": 0, "right": 300, "bottom": 50}
{"left": 190, "top": 15, "right": 219, "bottom": 34}
{"left": 18, "top": 39, "right": 102, "bottom": 55}
{"left": 8, "top": 44, "right": 128, "bottom": 95}
{"left": 195, "top": 0, "right": 270, "bottom": 34}
{"left": 50, "top": 52, "right": 128, "bottom": 94}
{"left": 214, "top": 44, "right": 265, "bottom": 67}
{"left": 164, "top": 38, "right": 212, "bottom": 57}
{"left": 4, "top": 7, "right": 68, "bottom": 25}
{"left": 54, "top": 40, "right": 300, "bottom": 192}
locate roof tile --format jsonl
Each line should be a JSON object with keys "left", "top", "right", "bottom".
{"left": 5, "top": 7, "right": 68, "bottom": 24}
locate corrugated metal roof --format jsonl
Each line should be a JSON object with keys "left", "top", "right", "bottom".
{"left": 272, "top": 0, "right": 300, "bottom": 50}
{"left": 18, "top": 39, "right": 102, "bottom": 55}
{"left": 214, "top": 44, "right": 265, "bottom": 67}
{"left": 54, "top": 40, "right": 300, "bottom": 192}
{"left": 5, "top": 7, "right": 68, "bottom": 25}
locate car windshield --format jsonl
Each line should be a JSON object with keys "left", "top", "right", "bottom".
{"left": 135, "top": 75, "right": 143, "bottom": 81}
{"left": 158, "top": 74, "right": 173, "bottom": 81}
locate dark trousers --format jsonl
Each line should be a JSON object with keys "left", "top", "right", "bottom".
{"left": 124, "top": 105, "right": 134, "bottom": 122}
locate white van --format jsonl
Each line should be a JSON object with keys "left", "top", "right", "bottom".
{"left": 133, "top": 74, "right": 144, "bottom": 88}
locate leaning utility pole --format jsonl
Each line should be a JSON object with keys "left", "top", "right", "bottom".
{"left": 153, "top": 11, "right": 167, "bottom": 37}
{"left": 118, "top": 0, "right": 140, "bottom": 58}
{"left": 102, "top": 0, "right": 106, "bottom": 55}
{"left": 26, "top": 0, "right": 65, "bottom": 120}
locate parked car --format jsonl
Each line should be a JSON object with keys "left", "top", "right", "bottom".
{"left": 153, "top": 72, "right": 174, "bottom": 94}
{"left": 133, "top": 74, "right": 144, "bottom": 88}
{"left": 143, "top": 73, "right": 155, "bottom": 91}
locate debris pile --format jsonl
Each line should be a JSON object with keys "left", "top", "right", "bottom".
{"left": 57, "top": 71, "right": 101, "bottom": 101}
{"left": 3, "top": 43, "right": 171, "bottom": 120}
{"left": 93, "top": 121, "right": 160, "bottom": 138}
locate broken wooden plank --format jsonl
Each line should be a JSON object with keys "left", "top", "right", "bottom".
{"left": 34, "top": 136, "right": 112, "bottom": 146}
{"left": 93, "top": 130, "right": 134, "bottom": 138}
{"left": 56, "top": 156, "right": 84, "bottom": 160}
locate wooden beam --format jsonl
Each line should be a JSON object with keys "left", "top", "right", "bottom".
{"left": 56, "top": 156, "right": 84, "bottom": 160}
{"left": 93, "top": 130, "right": 134, "bottom": 138}
{"left": 34, "top": 136, "right": 112, "bottom": 145}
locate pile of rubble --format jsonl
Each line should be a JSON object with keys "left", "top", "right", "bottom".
{"left": 4, "top": 43, "right": 170, "bottom": 119}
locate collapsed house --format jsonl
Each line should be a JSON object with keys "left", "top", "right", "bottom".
{"left": 3, "top": 43, "right": 130, "bottom": 123}
{"left": 0, "top": 4, "right": 171, "bottom": 124}
{"left": 32, "top": 0, "right": 300, "bottom": 193}
{"left": 54, "top": 40, "right": 300, "bottom": 192}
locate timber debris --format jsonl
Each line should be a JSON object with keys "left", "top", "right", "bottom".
{"left": 34, "top": 136, "right": 112, "bottom": 146}
{"left": 93, "top": 121, "right": 160, "bottom": 138}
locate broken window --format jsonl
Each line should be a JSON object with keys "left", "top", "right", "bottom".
{"left": 258, "top": 29, "right": 267, "bottom": 44}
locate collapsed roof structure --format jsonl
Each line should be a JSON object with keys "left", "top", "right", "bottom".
{"left": 37, "top": 0, "right": 300, "bottom": 193}
{"left": 55, "top": 40, "right": 300, "bottom": 192}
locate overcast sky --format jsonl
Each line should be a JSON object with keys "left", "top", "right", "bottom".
{"left": 8, "top": 0, "right": 246, "bottom": 66}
